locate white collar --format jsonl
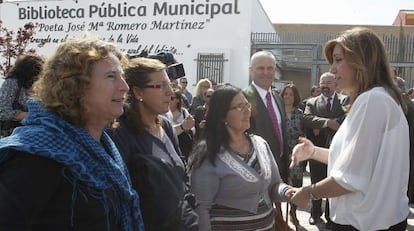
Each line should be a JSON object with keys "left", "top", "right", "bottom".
{"left": 252, "top": 81, "right": 272, "bottom": 101}
{"left": 323, "top": 92, "right": 336, "bottom": 101}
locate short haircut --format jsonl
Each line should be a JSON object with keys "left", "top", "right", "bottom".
{"left": 250, "top": 50, "right": 276, "bottom": 67}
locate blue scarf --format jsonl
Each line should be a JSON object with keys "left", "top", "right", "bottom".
{"left": 0, "top": 100, "right": 144, "bottom": 231}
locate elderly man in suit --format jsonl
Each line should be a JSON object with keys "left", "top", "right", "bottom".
{"left": 244, "top": 50, "right": 289, "bottom": 182}
{"left": 303, "top": 72, "right": 347, "bottom": 229}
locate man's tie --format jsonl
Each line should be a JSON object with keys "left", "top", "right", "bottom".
{"left": 265, "top": 92, "right": 283, "bottom": 156}
{"left": 326, "top": 97, "right": 332, "bottom": 112}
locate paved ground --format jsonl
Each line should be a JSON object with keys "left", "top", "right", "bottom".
{"left": 281, "top": 172, "right": 414, "bottom": 231}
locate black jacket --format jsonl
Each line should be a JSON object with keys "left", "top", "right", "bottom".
{"left": 109, "top": 116, "right": 198, "bottom": 231}
{"left": 0, "top": 152, "right": 120, "bottom": 231}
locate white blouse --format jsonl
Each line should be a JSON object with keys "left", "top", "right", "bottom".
{"left": 328, "top": 87, "right": 409, "bottom": 230}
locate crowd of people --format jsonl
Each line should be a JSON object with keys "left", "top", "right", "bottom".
{"left": 0, "top": 26, "right": 412, "bottom": 231}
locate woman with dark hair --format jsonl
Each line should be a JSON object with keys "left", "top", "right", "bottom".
{"left": 281, "top": 84, "right": 305, "bottom": 186}
{"left": 280, "top": 83, "right": 305, "bottom": 228}
{"left": 189, "top": 84, "right": 294, "bottom": 231}
{"left": 0, "top": 54, "right": 44, "bottom": 136}
{"left": 291, "top": 27, "right": 409, "bottom": 230}
{"left": 109, "top": 57, "right": 198, "bottom": 231}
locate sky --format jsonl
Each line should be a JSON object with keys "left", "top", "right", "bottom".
{"left": 259, "top": 0, "right": 414, "bottom": 26}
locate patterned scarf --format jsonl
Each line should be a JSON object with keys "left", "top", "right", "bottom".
{"left": 0, "top": 100, "right": 144, "bottom": 231}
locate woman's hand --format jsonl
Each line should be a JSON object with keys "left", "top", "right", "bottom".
{"left": 15, "top": 111, "right": 28, "bottom": 121}
{"left": 284, "top": 187, "right": 298, "bottom": 201}
{"left": 290, "top": 137, "right": 314, "bottom": 168}
{"left": 199, "top": 120, "right": 206, "bottom": 129}
{"left": 290, "top": 186, "right": 312, "bottom": 209}
{"left": 181, "top": 115, "right": 195, "bottom": 131}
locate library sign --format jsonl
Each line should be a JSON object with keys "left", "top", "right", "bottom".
{"left": 1, "top": 0, "right": 243, "bottom": 55}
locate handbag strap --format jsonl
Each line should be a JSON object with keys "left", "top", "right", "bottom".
{"left": 182, "top": 109, "right": 189, "bottom": 119}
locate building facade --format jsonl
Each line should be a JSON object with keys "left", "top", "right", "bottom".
{"left": 251, "top": 23, "right": 414, "bottom": 98}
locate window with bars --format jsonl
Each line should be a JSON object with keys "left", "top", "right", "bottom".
{"left": 195, "top": 53, "right": 227, "bottom": 84}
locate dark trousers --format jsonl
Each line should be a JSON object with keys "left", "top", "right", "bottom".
{"left": 309, "top": 160, "right": 330, "bottom": 221}
{"left": 331, "top": 219, "right": 407, "bottom": 231}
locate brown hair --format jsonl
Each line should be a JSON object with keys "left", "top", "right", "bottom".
{"left": 123, "top": 57, "right": 166, "bottom": 134}
{"left": 280, "top": 83, "right": 301, "bottom": 107}
{"left": 7, "top": 54, "right": 44, "bottom": 89}
{"left": 324, "top": 27, "right": 406, "bottom": 113}
{"left": 310, "top": 85, "right": 320, "bottom": 96}
{"left": 33, "top": 35, "right": 128, "bottom": 127}
{"left": 173, "top": 89, "right": 183, "bottom": 110}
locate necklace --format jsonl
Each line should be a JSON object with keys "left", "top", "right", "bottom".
{"left": 232, "top": 146, "right": 254, "bottom": 160}
{"left": 228, "top": 136, "right": 253, "bottom": 159}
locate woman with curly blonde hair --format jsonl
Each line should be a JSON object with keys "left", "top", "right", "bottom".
{"left": 190, "top": 78, "right": 212, "bottom": 113}
{"left": 0, "top": 35, "right": 144, "bottom": 231}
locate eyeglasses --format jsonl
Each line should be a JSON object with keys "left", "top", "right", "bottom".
{"left": 230, "top": 102, "right": 252, "bottom": 112}
{"left": 143, "top": 82, "right": 173, "bottom": 92}
{"left": 181, "top": 81, "right": 188, "bottom": 84}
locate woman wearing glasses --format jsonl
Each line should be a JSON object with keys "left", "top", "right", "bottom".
{"left": 109, "top": 57, "right": 198, "bottom": 231}
{"left": 189, "top": 84, "right": 294, "bottom": 231}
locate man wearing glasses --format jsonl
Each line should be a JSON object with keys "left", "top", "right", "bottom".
{"left": 179, "top": 77, "right": 193, "bottom": 105}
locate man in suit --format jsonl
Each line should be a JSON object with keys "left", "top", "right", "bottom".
{"left": 299, "top": 85, "right": 321, "bottom": 111}
{"left": 244, "top": 50, "right": 289, "bottom": 181}
{"left": 303, "top": 72, "right": 347, "bottom": 229}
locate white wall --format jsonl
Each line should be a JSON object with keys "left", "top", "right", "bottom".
{"left": 251, "top": 0, "right": 277, "bottom": 34}
{"left": 0, "top": 0, "right": 274, "bottom": 91}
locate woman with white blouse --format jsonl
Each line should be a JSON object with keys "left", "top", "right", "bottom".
{"left": 290, "top": 27, "right": 409, "bottom": 231}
